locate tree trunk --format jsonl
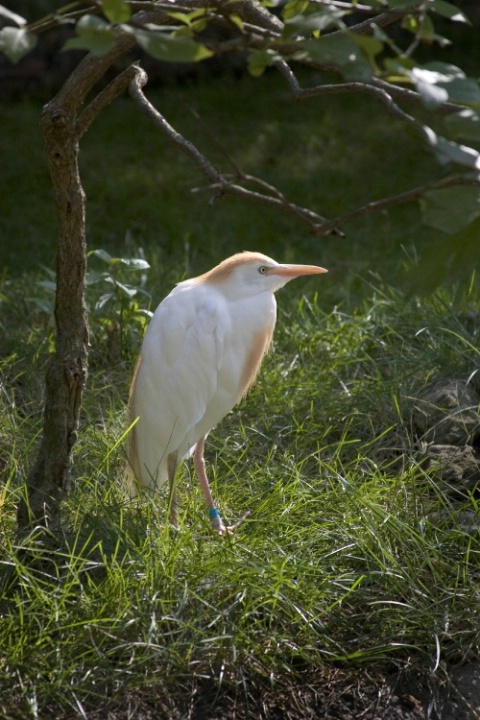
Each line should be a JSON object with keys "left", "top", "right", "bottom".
{"left": 15, "top": 44, "right": 147, "bottom": 530}
{"left": 17, "top": 106, "right": 88, "bottom": 529}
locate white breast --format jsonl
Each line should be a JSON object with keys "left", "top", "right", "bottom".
{"left": 130, "top": 282, "right": 277, "bottom": 489}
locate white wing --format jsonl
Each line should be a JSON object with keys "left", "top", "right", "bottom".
{"left": 130, "top": 283, "right": 226, "bottom": 488}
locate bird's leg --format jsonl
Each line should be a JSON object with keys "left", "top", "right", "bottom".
{"left": 193, "top": 436, "right": 230, "bottom": 535}
{"left": 193, "top": 436, "right": 250, "bottom": 535}
{"left": 167, "top": 451, "right": 179, "bottom": 529}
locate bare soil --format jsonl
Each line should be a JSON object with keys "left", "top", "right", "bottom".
{"left": 38, "top": 664, "right": 480, "bottom": 720}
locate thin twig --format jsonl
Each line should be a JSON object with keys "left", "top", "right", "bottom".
{"left": 183, "top": 97, "right": 342, "bottom": 230}
{"left": 330, "top": 10, "right": 407, "bottom": 36}
{"left": 370, "top": 78, "right": 464, "bottom": 115}
{"left": 317, "top": 174, "right": 480, "bottom": 235}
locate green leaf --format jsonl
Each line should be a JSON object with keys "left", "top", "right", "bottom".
{"left": 283, "top": 8, "right": 347, "bottom": 37}
{"left": 105, "top": 277, "right": 138, "bottom": 297}
{"left": 226, "top": 14, "right": 244, "bottom": 31}
{"left": 0, "top": 26, "right": 37, "bottom": 62}
{"left": 165, "top": 9, "right": 211, "bottom": 26}
{"left": 88, "top": 249, "right": 149, "bottom": 270}
{"left": 96, "top": 292, "right": 115, "bottom": 311}
{"left": 421, "top": 185, "right": 480, "bottom": 234}
{"left": 118, "top": 258, "right": 151, "bottom": 270}
{"left": 423, "top": 62, "right": 480, "bottom": 108}
{"left": 430, "top": 0, "right": 470, "bottom": 24}
{"left": 423, "top": 125, "right": 480, "bottom": 169}
{"left": 88, "top": 248, "right": 113, "bottom": 264}
{"left": 247, "top": 48, "right": 281, "bottom": 77}
{"left": 350, "top": 33, "right": 383, "bottom": 65}
{"left": 411, "top": 68, "right": 449, "bottom": 109}
{"left": 101, "top": 0, "right": 131, "bottom": 24}
{"left": 282, "top": 0, "right": 309, "bottom": 21}
{"left": 63, "top": 14, "right": 116, "bottom": 55}
{"left": 300, "top": 33, "right": 376, "bottom": 79}
{"left": 407, "top": 63, "right": 480, "bottom": 110}
{"left": 300, "top": 33, "right": 356, "bottom": 65}
{"left": 77, "top": 14, "right": 110, "bottom": 32}
{"left": 404, "top": 218, "right": 480, "bottom": 296}
{"left": 445, "top": 109, "right": 480, "bottom": 143}
{"left": 133, "top": 28, "right": 213, "bottom": 62}
{"left": 64, "top": 34, "right": 115, "bottom": 55}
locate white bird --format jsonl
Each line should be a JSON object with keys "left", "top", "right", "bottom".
{"left": 128, "top": 251, "right": 327, "bottom": 534}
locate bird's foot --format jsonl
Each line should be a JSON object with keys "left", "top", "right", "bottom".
{"left": 212, "top": 510, "right": 251, "bottom": 536}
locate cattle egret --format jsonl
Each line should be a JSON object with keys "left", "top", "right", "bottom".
{"left": 128, "top": 251, "right": 327, "bottom": 534}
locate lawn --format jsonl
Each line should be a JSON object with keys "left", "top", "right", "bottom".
{"left": 1, "top": 69, "right": 480, "bottom": 719}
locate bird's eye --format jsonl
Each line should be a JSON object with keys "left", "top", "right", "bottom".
{"left": 258, "top": 265, "right": 268, "bottom": 275}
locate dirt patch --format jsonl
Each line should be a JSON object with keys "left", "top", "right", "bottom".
{"left": 46, "top": 667, "right": 434, "bottom": 720}
{"left": 12, "top": 661, "right": 477, "bottom": 720}
{"left": 5, "top": 663, "right": 480, "bottom": 719}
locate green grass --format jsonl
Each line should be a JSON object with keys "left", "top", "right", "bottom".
{"left": 2, "top": 268, "right": 480, "bottom": 716}
{"left": 1, "top": 70, "right": 480, "bottom": 717}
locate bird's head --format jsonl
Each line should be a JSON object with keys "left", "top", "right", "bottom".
{"left": 193, "top": 251, "right": 328, "bottom": 298}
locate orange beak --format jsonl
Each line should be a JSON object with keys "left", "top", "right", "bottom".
{"left": 270, "top": 263, "right": 328, "bottom": 278}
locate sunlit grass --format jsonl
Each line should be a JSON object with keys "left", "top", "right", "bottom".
{"left": 1, "top": 264, "right": 480, "bottom": 715}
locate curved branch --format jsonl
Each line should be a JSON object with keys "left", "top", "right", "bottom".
{"left": 370, "top": 78, "right": 464, "bottom": 115}
{"left": 275, "top": 59, "right": 465, "bottom": 121}
{"left": 128, "top": 69, "right": 333, "bottom": 230}
{"left": 274, "top": 59, "right": 418, "bottom": 125}
{"left": 75, "top": 64, "right": 144, "bottom": 138}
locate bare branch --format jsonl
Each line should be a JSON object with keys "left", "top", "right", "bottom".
{"left": 318, "top": 174, "right": 480, "bottom": 235}
{"left": 128, "top": 69, "right": 333, "bottom": 230}
{"left": 370, "top": 78, "right": 464, "bottom": 115}
{"left": 276, "top": 59, "right": 465, "bottom": 122}
{"left": 331, "top": 10, "right": 406, "bottom": 36}
{"left": 274, "top": 59, "right": 419, "bottom": 125}
{"left": 75, "top": 64, "right": 144, "bottom": 138}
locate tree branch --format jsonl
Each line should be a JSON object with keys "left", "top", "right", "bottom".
{"left": 332, "top": 10, "right": 407, "bottom": 36}
{"left": 128, "top": 68, "right": 333, "bottom": 231}
{"left": 275, "top": 59, "right": 465, "bottom": 121}
{"left": 275, "top": 58, "right": 418, "bottom": 125}
{"left": 370, "top": 78, "right": 463, "bottom": 115}
{"left": 75, "top": 64, "right": 145, "bottom": 138}
{"left": 317, "top": 174, "right": 480, "bottom": 235}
